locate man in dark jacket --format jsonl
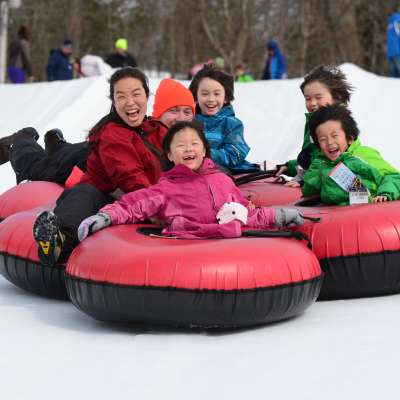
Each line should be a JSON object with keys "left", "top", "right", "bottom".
{"left": 46, "top": 39, "right": 73, "bottom": 81}
{"left": 105, "top": 38, "right": 137, "bottom": 68}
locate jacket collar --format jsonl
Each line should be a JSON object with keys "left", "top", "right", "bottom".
{"left": 314, "top": 138, "right": 362, "bottom": 164}
{"left": 346, "top": 138, "right": 361, "bottom": 155}
{"left": 196, "top": 104, "right": 235, "bottom": 122}
{"left": 163, "top": 158, "right": 217, "bottom": 179}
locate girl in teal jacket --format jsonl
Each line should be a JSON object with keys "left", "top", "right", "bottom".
{"left": 189, "top": 65, "right": 258, "bottom": 174}
{"left": 302, "top": 105, "right": 400, "bottom": 205}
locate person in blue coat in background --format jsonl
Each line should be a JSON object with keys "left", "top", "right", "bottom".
{"left": 387, "top": 12, "right": 400, "bottom": 78}
{"left": 46, "top": 39, "right": 73, "bottom": 81}
{"left": 261, "top": 39, "right": 287, "bottom": 80}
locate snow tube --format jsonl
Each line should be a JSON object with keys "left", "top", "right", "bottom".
{"left": 239, "top": 177, "right": 302, "bottom": 206}
{"left": 293, "top": 200, "right": 400, "bottom": 299}
{"left": 65, "top": 225, "right": 322, "bottom": 328}
{"left": 0, "top": 181, "right": 63, "bottom": 221}
{"left": 0, "top": 206, "right": 67, "bottom": 299}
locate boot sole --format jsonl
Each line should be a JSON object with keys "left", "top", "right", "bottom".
{"left": 33, "top": 211, "right": 60, "bottom": 266}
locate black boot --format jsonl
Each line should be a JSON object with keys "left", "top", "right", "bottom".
{"left": 0, "top": 127, "right": 39, "bottom": 165}
{"left": 33, "top": 211, "right": 64, "bottom": 266}
{"left": 44, "top": 129, "right": 66, "bottom": 156}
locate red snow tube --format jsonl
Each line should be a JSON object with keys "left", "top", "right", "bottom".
{"left": 0, "top": 206, "right": 67, "bottom": 299}
{"left": 239, "top": 177, "right": 302, "bottom": 206}
{"left": 65, "top": 225, "right": 322, "bottom": 328}
{"left": 0, "top": 181, "right": 63, "bottom": 221}
{"left": 293, "top": 200, "right": 400, "bottom": 299}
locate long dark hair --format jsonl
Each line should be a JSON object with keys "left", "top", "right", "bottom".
{"left": 300, "top": 65, "right": 353, "bottom": 104}
{"left": 88, "top": 67, "right": 150, "bottom": 143}
{"left": 161, "top": 120, "right": 211, "bottom": 171}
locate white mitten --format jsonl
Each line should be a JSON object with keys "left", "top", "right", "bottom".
{"left": 275, "top": 208, "right": 304, "bottom": 228}
{"left": 216, "top": 202, "right": 248, "bottom": 225}
{"left": 77, "top": 213, "right": 111, "bottom": 241}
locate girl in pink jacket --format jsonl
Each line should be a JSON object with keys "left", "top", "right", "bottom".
{"left": 78, "top": 121, "right": 303, "bottom": 240}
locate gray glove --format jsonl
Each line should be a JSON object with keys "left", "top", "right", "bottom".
{"left": 275, "top": 208, "right": 304, "bottom": 228}
{"left": 77, "top": 212, "right": 111, "bottom": 241}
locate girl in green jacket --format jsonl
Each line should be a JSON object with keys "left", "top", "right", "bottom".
{"left": 302, "top": 104, "right": 400, "bottom": 205}
{"left": 277, "top": 65, "right": 353, "bottom": 187}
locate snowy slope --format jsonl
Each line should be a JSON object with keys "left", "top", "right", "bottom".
{"left": 1, "top": 65, "right": 400, "bottom": 399}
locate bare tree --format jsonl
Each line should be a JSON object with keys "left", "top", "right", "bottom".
{"left": 6, "top": 0, "right": 400, "bottom": 81}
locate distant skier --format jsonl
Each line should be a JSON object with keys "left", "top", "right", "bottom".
{"left": 105, "top": 38, "right": 137, "bottom": 69}
{"left": 46, "top": 39, "right": 74, "bottom": 81}
{"left": 386, "top": 11, "right": 400, "bottom": 77}
{"left": 261, "top": 40, "right": 287, "bottom": 80}
{"left": 7, "top": 25, "right": 33, "bottom": 83}
{"left": 234, "top": 64, "right": 254, "bottom": 83}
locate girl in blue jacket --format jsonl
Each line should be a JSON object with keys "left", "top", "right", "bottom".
{"left": 189, "top": 65, "right": 258, "bottom": 174}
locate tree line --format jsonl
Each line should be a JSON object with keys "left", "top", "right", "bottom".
{"left": 7, "top": 0, "right": 400, "bottom": 81}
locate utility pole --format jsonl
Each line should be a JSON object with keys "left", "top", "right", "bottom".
{"left": 0, "top": 0, "right": 21, "bottom": 84}
{"left": 0, "top": 1, "right": 8, "bottom": 83}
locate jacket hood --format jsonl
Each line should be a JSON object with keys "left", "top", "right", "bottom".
{"left": 388, "top": 12, "right": 400, "bottom": 23}
{"left": 196, "top": 104, "right": 235, "bottom": 127}
{"left": 266, "top": 40, "right": 279, "bottom": 50}
{"left": 346, "top": 138, "right": 361, "bottom": 155}
{"left": 305, "top": 112, "right": 313, "bottom": 121}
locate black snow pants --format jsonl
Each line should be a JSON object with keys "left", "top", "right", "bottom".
{"left": 11, "top": 136, "right": 88, "bottom": 184}
{"left": 54, "top": 183, "right": 113, "bottom": 261}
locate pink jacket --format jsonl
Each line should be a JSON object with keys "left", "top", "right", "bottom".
{"left": 100, "top": 158, "right": 276, "bottom": 239}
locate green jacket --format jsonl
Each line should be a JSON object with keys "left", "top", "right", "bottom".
{"left": 301, "top": 139, "right": 400, "bottom": 205}
{"left": 286, "top": 113, "right": 319, "bottom": 176}
{"left": 235, "top": 74, "right": 255, "bottom": 83}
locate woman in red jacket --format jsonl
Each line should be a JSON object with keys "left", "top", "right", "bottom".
{"left": 33, "top": 67, "right": 168, "bottom": 265}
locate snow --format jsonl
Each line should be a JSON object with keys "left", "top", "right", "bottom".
{"left": 1, "top": 64, "right": 399, "bottom": 399}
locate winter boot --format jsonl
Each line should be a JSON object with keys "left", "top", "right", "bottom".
{"left": 0, "top": 127, "right": 39, "bottom": 165}
{"left": 33, "top": 211, "right": 64, "bottom": 266}
{"left": 44, "top": 129, "right": 66, "bottom": 156}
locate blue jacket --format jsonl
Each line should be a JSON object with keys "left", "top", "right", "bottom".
{"left": 262, "top": 40, "right": 287, "bottom": 80}
{"left": 47, "top": 49, "right": 73, "bottom": 81}
{"left": 387, "top": 12, "right": 400, "bottom": 59}
{"left": 195, "top": 105, "right": 258, "bottom": 173}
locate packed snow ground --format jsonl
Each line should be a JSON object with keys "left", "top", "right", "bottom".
{"left": 1, "top": 65, "right": 399, "bottom": 399}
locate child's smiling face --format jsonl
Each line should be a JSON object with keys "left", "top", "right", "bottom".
{"left": 316, "top": 120, "right": 353, "bottom": 161}
{"left": 168, "top": 127, "right": 206, "bottom": 171}
{"left": 197, "top": 78, "right": 225, "bottom": 116}
{"left": 303, "top": 81, "right": 334, "bottom": 113}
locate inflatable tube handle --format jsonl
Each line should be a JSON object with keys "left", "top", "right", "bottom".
{"left": 243, "top": 230, "right": 313, "bottom": 249}
{"left": 235, "top": 171, "right": 277, "bottom": 186}
{"left": 302, "top": 215, "right": 321, "bottom": 222}
{"left": 137, "top": 226, "right": 313, "bottom": 249}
